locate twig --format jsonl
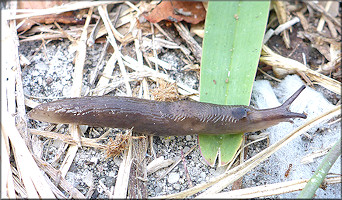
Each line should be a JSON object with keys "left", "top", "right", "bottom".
{"left": 157, "top": 145, "right": 197, "bottom": 181}
{"left": 257, "top": 67, "right": 282, "bottom": 82}
{"left": 98, "top": 5, "right": 132, "bottom": 96}
{"left": 181, "top": 149, "right": 193, "bottom": 188}
{"left": 153, "top": 23, "right": 194, "bottom": 62}
{"left": 306, "top": 2, "right": 341, "bottom": 29}
{"left": 1, "top": 129, "right": 16, "bottom": 198}
{"left": 316, "top": 1, "right": 333, "bottom": 32}
{"left": 272, "top": 1, "right": 290, "bottom": 48}
{"left": 88, "top": 40, "right": 109, "bottom": 88}
{"left": 42, "top": 173, "right": 67, "bottom": 198}
{"left": 174, "top": 22, "right": 202, "bottom": 62}
{"left": 87, "top": 17, "right": 102, "bottom": 47}
{"left": 40, "top": 37, "right": 50, "bottom": 61}
{"left": 153, "top": 23, "right": 173, "bottom": 41}
{"left": 274, "top": 17, "right": 300, "bottom": 35}
{"left": 150, "top": 22, "right": 159, "bottom": 72}
{"left": 11, "top": 166, "right": 27, "bottom": 197}
{"left": 53, "top": 21, "right": 75, "bottom": 42}
{"left": 300, "top": 144, "right": 334, "bottom": 164}
{"left": 263, "top": 17, "right": 300, "bottom": 44}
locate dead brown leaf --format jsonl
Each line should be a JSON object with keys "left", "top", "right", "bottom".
{"left": 17, "top": 0, "right": 86, "bottom": 32}
{"left": 144, "top": 1, "right": 206, "bottom": 24}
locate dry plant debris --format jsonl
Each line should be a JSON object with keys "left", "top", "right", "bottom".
{"left": 150, "top": 78, "right": 180, "bottom": 101}
{"left": 105, "top": 130, "right": 145, "bottom": 159}
{"left": 16, "top": 0, "right": 87, "bottom": 32}
{"left": 143, "top": 1, "right": 206, "bottom": 24}
{"left": 2, "top": 0, "right": 341, "bottom": 199}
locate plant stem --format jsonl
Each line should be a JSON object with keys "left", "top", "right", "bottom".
{"left": 298, "top": 137, "right": 341, "bottom": 198}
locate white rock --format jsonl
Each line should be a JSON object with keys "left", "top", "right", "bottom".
{"left": 173, "top": 184, "right": 181, "bottom": 190}
{"left": 168, "top": 172, "right": 180, "bottom": 184}
{"left": 185, "top": 135, "right": 192, "bottom": 141}
{"left": 82, "top": 169, "right": 94, "bottom": 187}
{"left": 200, "top": 172, "right": 206, "bottom": 180}
{"left": 147, "top": 156, "right": 174, "bottom": 174}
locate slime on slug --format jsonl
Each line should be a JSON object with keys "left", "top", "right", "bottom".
{"left": 28, "top": 85, "right": 307, "bottom": 136}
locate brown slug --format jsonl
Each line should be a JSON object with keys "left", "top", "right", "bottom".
{"left": 28, "top": 85, "right": 307, "bottom": 136}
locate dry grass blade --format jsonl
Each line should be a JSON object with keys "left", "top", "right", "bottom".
{"left": 147, "top": 157, "right": 174, "bottom": 175}
{"left": 2, "top": 115, "right": 55, "bottom": 198}
{"left": 203, "top": 176, "right": 341, "bottom": 198}
{"left": 32, "top": 155, "right": 85, "bottom": 198}
{"left": 306, "top": 2, "right": 341, "bottom": 28}
{"left": 154, "top": 105, "right": 341, "bottom": 198}
{"left": 300, "top": 144, "right": 334, "bottom": 164}
{"left": 2, "top": 6, "right": 55, "bottom": 198}
{"left": 174, "top": 22, "right": 202, "bottom": 61}
{"left": 260, "top": 45, "right": 341, "bottom": 95}
{"left": 88, "top": 40, "right": 110, "bottom": 87}
{"left": 122, "top": 55, "right": 199, "bottom": 100}
{"left": 272, "top": 1, "right": 290, "bottom": 48}
{"left": 1, "top": 130, "right": 16, "bottom": 198}
{"left": 157, "top": 145, "right": 197, "bottom": 181}
{"left": 5, "top": 1, "right": 122, "bottom": 20}
{"left": 112, "top": 130, "right": 133, "bottom": 198}
{"left": 92, "top": 52, "right": 117, "bottom": 95}
{"left": 59, "top": 7, "right": 94, "bottom": 178}
{"left": 98, "top": 5, "right": 132, "bottom": 96}
{"left": 29, "top": 129, "right": 106, "bottom": 149}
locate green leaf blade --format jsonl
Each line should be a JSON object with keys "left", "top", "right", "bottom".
{"left": 199, "top": 1, "right": 270, "bottom": 167}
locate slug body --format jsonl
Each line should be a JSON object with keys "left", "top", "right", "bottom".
{"left": 28, "top": 86, "right": 307, "bottom": 136}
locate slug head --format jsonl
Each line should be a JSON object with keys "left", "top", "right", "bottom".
{"left": 244, "top": 85, "right": 307, "bottom": 132}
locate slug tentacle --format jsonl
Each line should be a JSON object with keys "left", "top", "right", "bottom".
{"left": 277, "top": 85, "right": 307, "bottom": 119}
{"left": 28, "top": 85, "right": 307, "bottom": 136}
{"left": 281, "top": 85, "right": 306, "bottom": 109}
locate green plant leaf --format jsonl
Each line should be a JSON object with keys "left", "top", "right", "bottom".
{"left": 298, "top": 137, "right": 341, "bottom": 198}
{"left": 199, "top": 1, "right": 270, "bottom": 167}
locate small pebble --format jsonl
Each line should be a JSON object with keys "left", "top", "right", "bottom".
{"left": 179, "top": 178, "right": 185, "bottom": 184}
{"left": 173, "top": 184, "right": 181, "bottom": 190}
{"left": 185, "top": 135, "right": 192, "bottom": 141}
{"left": 155, "top": 185, "right": 162, "bottom": 193}
{"left": 90, "top": 157, "right": 98, "bottom": 165}
{"left": 200, "top": 172, "right": 206, "bottom": 180}
{"left": 82, "top": 170, "right": 94, "bottom": 187}
{"left": 108, "top": 171, "right": 116, "bottom": 177}
{"left": 183, "top": 146, "right": 190, "bottom": 153}
{"left": 168, "top": 172, "right": 180, "bottom": 184}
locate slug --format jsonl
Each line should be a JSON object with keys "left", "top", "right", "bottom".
{"left": 28, "top": 85, "right": 307, "bottom": 136}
